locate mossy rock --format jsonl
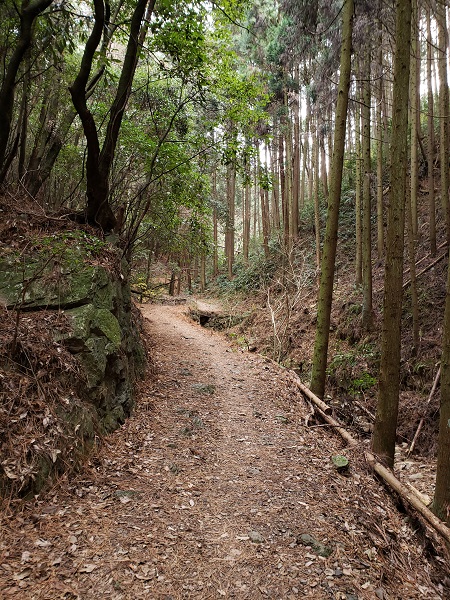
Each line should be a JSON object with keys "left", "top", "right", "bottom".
{"left": 64, "top": 304, "right": 121, "bottom": 350}
{"left": 0, "top": 239, "right": 145, "bottom": 498}
{"left": 297, "top": 533, "right": 332, "bottom": 557}
{"left": 0, "top": 254, "right": 116, "bottom": 310}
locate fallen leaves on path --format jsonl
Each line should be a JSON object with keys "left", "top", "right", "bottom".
{"left": 0, "top": 303, "right": 448, "bottom": 599}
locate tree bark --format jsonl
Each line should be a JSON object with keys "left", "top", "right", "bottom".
{"left": 300, "top": 99, "right": 310, "bottom": 211}
{"left": 279, "top": 131, "right": 289, "bottom": 248}
{"left": 270, "top": 124, "right": 281, "bottom": 230}
{"left": 226, "top": 162, "right": 236, "bottom": 279}
{"left": 362, "top": 46, "right": 373, "bottom": 331}
{"left": 372, "top": 0, "right": 412, "bottom": 467}
{"left": 320, "top": 132, "right": 328, "bottom": 201}
{"left": 292, "top": 67, "right": 301, "bottom": 239}
{"left": 243, "top": 175, "right": 251, "bottom": 264}
{"left": 69, "top": 0, "right": 153, "bottom": 230}
{"left": 376, "top": 21, "right": 384, "bottom": 259}
{"left": 406, "top": 176, "right": 420, "bottom": 354}
{"left": 200, "top": 256, "right": 206, "bottom": 292}
{"left": 437, "top": 3, "right": 449, "bottom": 243}
{"left": 426, "top": 7, "right": 436, "bottom": 256}
{"left": 433, "top": 250, "right": 450, "bottom": 524}
{"left": 310, "top": 0, "right": 354, "bottom": 398}
{"left": 313, "top": 126, "right": 321, "bottom": 275}
{"left": 0, "top": 0, "right": 55, "bottom": 179}
{"left": 409, "top": 0, "right": 419, "bottom": 238}
{"left": 355, "top": 70, "right": 363, "bottom": 285}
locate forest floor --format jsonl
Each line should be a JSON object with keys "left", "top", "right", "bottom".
{"left": 1, "top": 301, "right": 449, "bottom": 599}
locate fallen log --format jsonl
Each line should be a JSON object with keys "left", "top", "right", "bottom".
{"left": 251, "top": 353, "right": 450, "bottom": 543}
{"left": 288, "top": 372, "right": 333, "bottom": 415}
{"left": 296, "top": 380, "right": 450, "bottom": 546}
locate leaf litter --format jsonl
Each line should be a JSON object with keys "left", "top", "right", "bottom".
{"left": 0, "top": 302, "right": 449, "bottom": 599}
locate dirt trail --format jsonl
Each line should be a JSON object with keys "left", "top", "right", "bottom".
{"left": 0, "top": 303, "right": 447, "bottom": 599}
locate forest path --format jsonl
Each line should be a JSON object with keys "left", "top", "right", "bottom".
{"left": 0, "top": 302, "right": 444, "bottom": 599}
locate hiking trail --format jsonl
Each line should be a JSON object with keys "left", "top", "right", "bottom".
{"left": 0, "top": 302, "right": 445, "bottom": 599}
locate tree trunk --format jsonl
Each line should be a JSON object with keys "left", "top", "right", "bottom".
{"left": 0, "top": 0, "right": 55, "bottom": 179}
{"left": 292, "top": 67, "right": 300, "bottom": 239}
{"left": 18, "top": 60, "right": 30, "bottom": 181}
{"left": 253, "top": 159, "right": 258, "bottom": 239}
{"left": 279, "top": 132, "right": 289, "bottom": 248}
{"left": 355, "top": 71, "right": 363, "bottom": 285}
{"left": 409, "top": 0, "right": 419, "bottom": 238}
{"left": 243, "top": 176, "right": 251, "bottom": 263}
{"left": 271, "top": 120, "right": 281, "bottom": 230}
{"left": 433, "top": 249, "right": 450, "bottom": 525}
{"left": 427, "top": 7, "right": 436, "bottom": 256}
{"left": 25, "top": 107, "right": 75, "bottom": 197}
{"left": 376, "top": 22, "right": 384, "bottom": 259}
{"left": 260, "top": 183, "right": 270, "bottom": 258}
{"left": 372, "top": 0, "right": 412, "bottom": 467}
{"left": 313, "top": 127, "right": 321, "bottom": 275}
{"left": 212, "top": 168, "right": 219, "bottom": 277}
{"left": 169, "top": 272, "right": 176, "bottom": 296}
{"left": 226, "top": 162, "right": 236, "bottom": 279}
{"left": 258, "top": 146, "right": 270, "bottom": 258}
{"left": 310, "top": 0, "right": 354, "bottom": 398}
{"left": 406, "top": 183, "right": 420, "bottom": 354}
{"left": 284, "top": 87, "right": 294, "bottom": 247}
{"left": 362, "top": 47, "right": 373, "bottom": 330}
{"left": 200, "top": 256, "right": 206, "bottom": 292}
{"left": 69, "top": 0, "right": 153, "bottom": 230}
{"left": 68, "top": 0, "right": 112, "bottom": 228}
{"left": 300, "top": 100, "right": 310, "bottom": 211}
{"left": 270, "top": 129, "right": 281, "bottom": 231}
{"left": 437, "top": 3, "right": 449, "bottom": 243}
{"left": 320, "top": 132, "right": 328, "bottom": 201}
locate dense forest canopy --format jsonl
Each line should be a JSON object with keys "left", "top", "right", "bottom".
{"left": 2, "top": 0, "right": 450, "bottom": 526}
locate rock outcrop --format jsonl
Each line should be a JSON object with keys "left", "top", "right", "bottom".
{"left": 0, "top": 231, "right": 145, "bottom": 495}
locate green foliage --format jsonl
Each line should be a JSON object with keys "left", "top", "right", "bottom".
{"left": 33, "top": 229, "right": 107, "bottom": 256}
{"left": 258, "top": 165, "right": 272, "bottom": 191}
{"left": 149, "top": 0, "right": 207, "bottom": 76}
{"left": 349, "top": 372, "right": 377, "bottom": 394}
{"left": 1, "top": 0, "right": 272, "bottom": 279}
{"left": 327, "top": 343, "right": 379, "bottom": 393}
{"left": 215, "top": 250, "right": 278, "bottom": 294}
{"left": 327, "top": 351, "right": 357, "bottom": 372}
{"left": 33, "top": 231, "right": 107, "bottom": 261}
{"left": 131, "top": 275, "right": 165, "bottom": 301}
{"left": 299, "top": 199, "right": 326, "bottom": 239}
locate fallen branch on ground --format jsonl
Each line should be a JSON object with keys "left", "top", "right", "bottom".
{"left": 292, "top": 373, "right": 450, "bottom": 545}
{"left": 403, "top": 241, "right": 448, "bottom": 278}
{"left": 402, "top": 251, "right": 448, "bottom": 290}
{"left": 354, "top": 399, "right": 375, "bottom": 421}
{"left": 407, "top": 366, "right": 441, "bottom": 457}
{"left": 287, "top": 374, "right": 332, "bottom": 415}
{"left": 374, "top": 246, "right": 448, "bottom": 295}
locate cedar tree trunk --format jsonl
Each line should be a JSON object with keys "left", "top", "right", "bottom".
{"left": 310, "top": 0, "right": 354, "bottom": 398}
{"left": 372, "top": 0, "right": 412, "bottom": 467}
